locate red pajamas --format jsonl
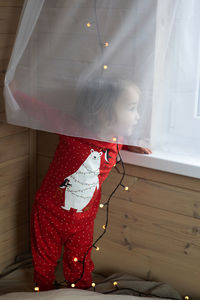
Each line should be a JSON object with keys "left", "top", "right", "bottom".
{"left": 30, "top": 134, "right": 124, "bottom": 291}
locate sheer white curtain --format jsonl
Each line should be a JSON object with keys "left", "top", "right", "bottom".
{"left": 3, "top": 0, "right": 200, "bottom": 153}
{"left": 151, "top": 0, "right": 200, "bottom": 155}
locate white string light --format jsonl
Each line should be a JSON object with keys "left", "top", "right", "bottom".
{"left": 121, "top": 184, "right": 129, "bottom": 191}
{"left": 73, "top": 257, "right": 78, "bottom": 262}
{"left": 92, "top": 282, "right": 96, "bottom": 292}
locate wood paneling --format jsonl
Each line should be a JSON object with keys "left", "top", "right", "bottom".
{"left": 0, "top": 87, "right": 5, "bottom": 112}
{"left": 0, "top": 178, "right": 28, "bottom": 211}
{"left": 0, "top": 224, "right": 29, "bottom": 271}
{"left": 37, "top": 131, "right": 59, "bottom": 157}
{"left": 0, "top": 6, "right": 23, "bottom": 34}
{"left": 0, "top": 0, "right": 31, "bottom": 273}
{"left": 0, "top": 122, "right": 26, "bottom": 138}
{"left": 0, "top": 0, "right": 24, "bottom": 6}
{"left": 102, "top": 168, "right": 200, "bottom": 219}
{"left": 0, "top": 156, "right": 29, "bottom": 188}
{"left": 0, "top": 60, "right": 8, "bottom": 88}
{"left": 28, "top": 129, "right": 37, "bottom": 213}
{"left": 0, "top": 130, "right": 29, "bottom": 163}
{"left": 124, "top": 163, "right": 200, "bottom": 192}
{"left": 0, "top": 34, "right": 16, "bottom": 61}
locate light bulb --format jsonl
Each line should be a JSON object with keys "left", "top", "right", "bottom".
{"left": 73, "top": 257, "right": 78, "bottom": 262}
{"left": 99, "top": 203, "right": 104, "bottom": 208}
{"left": 104, "top": 42, "right": 109, "bottom": 47}
{"left": 34, "top": 287, "right": 39, "bottom": 292}
{"left": 113, "top": 281, "right": 118, "bottom": 286}
{"left": 96, "top": 246, "right": 100, "bottom": 251}
{"left": 114, "top": 164, "right": 116, "bottom": 167}
{"left": 124, "top": 186, "right": 129, "bottom": 191}
{"left": 103, "top": 65, "right": 108, "bottom": 70}
{"left": 112, "top": 137, "right": 117, "bottom": 142}
{"left": 102, "top": 225, "right": 106, "bottom": 229}
{"left": 86, "top": 22, "right": 91, "bottom": 27}
{"left": 92, "top": 282, "right": 96, "bottom": 287}
{"left": 71, "top": 283, "right": 75, "bottom": 288}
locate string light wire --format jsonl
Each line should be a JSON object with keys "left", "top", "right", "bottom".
{"left": 103, "top": 287, "right": 179, "bottom": 299}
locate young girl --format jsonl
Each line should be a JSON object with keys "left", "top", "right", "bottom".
{"left": 10, "top": 79, "right": 151, "bottom": 291}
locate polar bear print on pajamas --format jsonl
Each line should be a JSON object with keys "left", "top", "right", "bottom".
{"left": 60, "top": 149, "right": 102, "bottom": 212}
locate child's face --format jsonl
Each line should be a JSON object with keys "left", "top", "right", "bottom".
{"left": 114, "top": 85, "right": 140, "bottom": 136}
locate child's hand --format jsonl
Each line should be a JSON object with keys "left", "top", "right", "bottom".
{"left": 127, "top": 145, "right": 152, "bottom": 154}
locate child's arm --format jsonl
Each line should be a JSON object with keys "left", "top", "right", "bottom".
{"left": 9, "top": 80, "right": 78, "bottom": 132}
{"left": 122, "top": 144, "right": 152, "bottom": 154}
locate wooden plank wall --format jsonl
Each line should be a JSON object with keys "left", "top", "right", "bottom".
{"left": 37, "top": 131, "right": 200, "bottom": 299}
{"left": 0, "top": 0, "right": 34, "bottom": 272}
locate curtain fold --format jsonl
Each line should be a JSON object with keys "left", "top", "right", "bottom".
{"left": 3, "top": 0, "right": 200, "bottom": 153}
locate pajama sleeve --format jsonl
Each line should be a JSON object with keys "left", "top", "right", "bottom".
{"left": 12, "top": 89, "right": 79, "bottom": 132}
{"left": 121, "top": 144, "right": 129, "bottom": 150}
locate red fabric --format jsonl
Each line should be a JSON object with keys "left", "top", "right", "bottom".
{"left": 31, "top": 134, "right": 123, "bottom": 289}
{"left": 121, "top": 144, "right": 129, "bottom": 150}
{"left": 13, "top": 90, "right": 80, "bottom": 133}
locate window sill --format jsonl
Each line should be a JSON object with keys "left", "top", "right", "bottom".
{"left": 120, "top": 150, "right": 200, "bottom": 179}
